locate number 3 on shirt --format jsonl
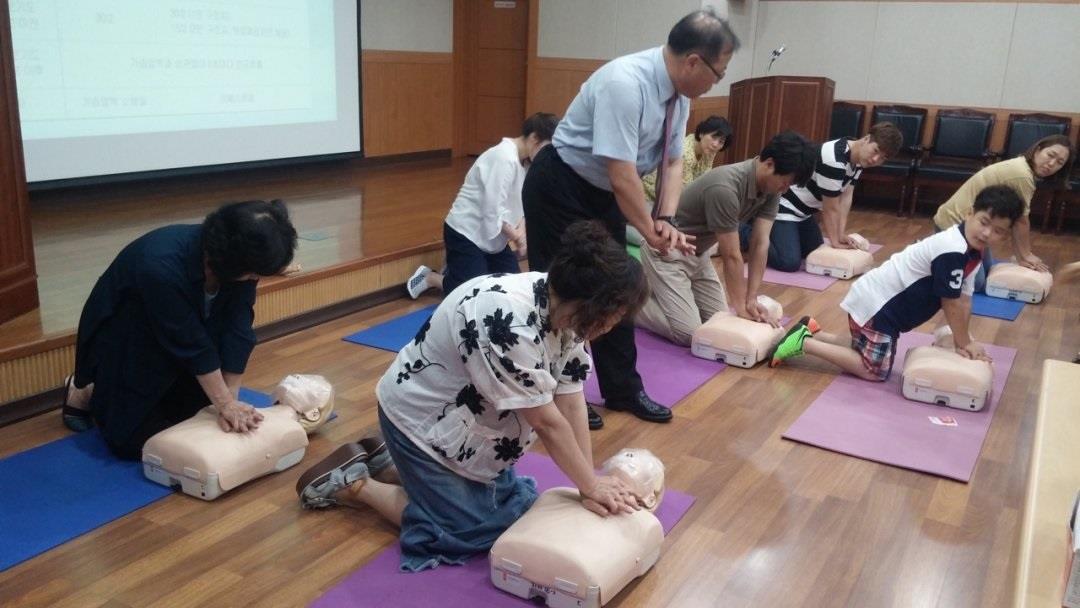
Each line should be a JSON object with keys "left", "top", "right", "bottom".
{"left": 949, "top": 269, "right": 963, "bottom": 290}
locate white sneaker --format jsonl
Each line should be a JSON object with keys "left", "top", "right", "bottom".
{"left": 406, "top": 265, "right": 432, "bottom": 299}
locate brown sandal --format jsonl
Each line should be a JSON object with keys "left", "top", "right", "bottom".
{"left": 295, "top": 443, "right": 370, "bottom": 509}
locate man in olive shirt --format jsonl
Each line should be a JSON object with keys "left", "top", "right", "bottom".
{"left": 636, "top": 131, "right": 816, "bottom": 345}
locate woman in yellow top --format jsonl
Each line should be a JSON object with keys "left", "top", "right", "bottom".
{"left": 932, "top": 134, "right": 1074, "bottom": 290}
{"left": 628, "top": 116, "right": 733, "bottom": 246}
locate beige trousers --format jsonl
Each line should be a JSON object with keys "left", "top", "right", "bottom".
{"left": 635, "top": 244, "right": 728, "bottom": 346}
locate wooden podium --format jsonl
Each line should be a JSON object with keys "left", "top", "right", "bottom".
{"left": 726, "top": 76, "right": 835, "bottom": 162}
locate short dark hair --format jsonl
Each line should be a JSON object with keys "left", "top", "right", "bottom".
{"left": 201, "top": 199, "right": 298, "bottom": 282}
{"left": 523, "top": 112, "right": 558, "bottom": 142}
{"left": 547, "top": 221, "right": 648, "bottom": 339}
{"left": 667, "top": 8, "right": 741, "bottom": 63}
{"left": 759, "top": 131, "right": 816, "bottom": 185}
{"left": 1023, "top": 134, "right": 1075, "bottom": 188}
{"left": 972, "top": 185, "right": 1024, "bottom": 225}
{"left": 867, "top": 122, "right": 903, "bottom": 158}
{"left": 694, "top": 115, "right": 733, "bottom": 150}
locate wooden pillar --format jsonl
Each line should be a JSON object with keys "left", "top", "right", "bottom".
{"left": 0, "top": 0, "right": 39, "bottom": 324}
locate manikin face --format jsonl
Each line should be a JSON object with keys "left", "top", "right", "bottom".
{"left": 965, "top": 209, "right": 1013, "bottom": 251}
{"left": 1032, "top": 144, "right": 1069, "bottom": 178}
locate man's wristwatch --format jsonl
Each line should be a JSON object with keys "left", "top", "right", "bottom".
{"left": 656, "top": 215, "right": 678, "bottom": 228}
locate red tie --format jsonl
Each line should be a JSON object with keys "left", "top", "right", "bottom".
{"left": 652, "top": 96, "right": 677, "bottom": 220}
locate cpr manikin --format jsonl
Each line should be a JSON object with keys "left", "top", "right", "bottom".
{"left": 489, "top": 449, "right": 667, "bottom": 607}
{"left": 805, "top": 232, "right": 875, "bottom": 279}
{"left": 142, "top": 374, "right": 335, "bottom": 500}
{"left": 901, "top": 326, "right": 994, "bottom": 411}
{"left": 984, "top": 261, "right": 1053, "bottom": 303}
{"left": 691, "top": 295, "right": 785, "bottom": 367}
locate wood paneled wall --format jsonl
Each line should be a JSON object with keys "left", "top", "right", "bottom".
{"left": 0, "top": 0, "right": 38, "bottom": 325}
{"left": 361, "top": 50, "right": 453, "bottom": 157}
{"left": 525, "top": 57, "right": 604, "bottom": 118}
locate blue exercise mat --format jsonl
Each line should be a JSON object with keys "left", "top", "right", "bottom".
{"left": 971, "top": 293, "right": 1025, "bottom": 321}
{"left": 239, "top": 386, "right": 273, "bottom": 407}
{"left": 342, "top": 305, "right": 438, "bottom": 353}
{"left": 0, "top": 387, "right": 273, "bottom": 573}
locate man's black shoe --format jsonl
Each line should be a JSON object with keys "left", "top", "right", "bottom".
{"left": 587, "top": 404, "right": 604, "bottom": 430}
{"left": 602, "top": 391, "right": 672, "bottom": 423}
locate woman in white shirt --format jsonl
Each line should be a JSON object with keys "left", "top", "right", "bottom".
{"left": 407, "top": 113, "right": 558, "bottom": 299}
{"left": 298, "top": 221, "right": 648, "bottom": 572}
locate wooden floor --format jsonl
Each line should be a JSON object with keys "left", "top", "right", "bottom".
{"left": 1, "top": 193, "right": 1078, "bottom": 606}
{"left": 4, "top": 155, "right": 471, "bottom": 343}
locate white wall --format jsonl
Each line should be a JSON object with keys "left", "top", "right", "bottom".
{"left": 538, "top": 1, "right": 745, "bottom": 95}
{"left": 360, "top": 0, "right": 453, "bottom": 53}
{"left": 536, "top": 0, "right": 1080, "bottom": 113}
{"left": 1000, "top": 3, "right": 1080, "bottom": 113}
{"left": 751, "top": 1, "right": 1078, "bottom": 113}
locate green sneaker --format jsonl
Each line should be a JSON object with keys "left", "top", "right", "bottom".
{"left": 798, "top": 315, "right": 821, "bottom": 335}
{"left": 768, "top": 321, "right": 815, "bottom": 368}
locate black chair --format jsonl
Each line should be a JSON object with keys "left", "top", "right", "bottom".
{"left": 1001, "top": 112, "right": 1071, "bottom": 160}
{"left": 910, "top": 108, "right": 995, "bottom": 216}
{"left": 858, "top": 104, "right": 928, "bottom": 216}
{"left": 1000, "top": 113, "right": 1072, "bottom": 231}
{"left": 829, "top": 101, "right": 865, "bottom": 141}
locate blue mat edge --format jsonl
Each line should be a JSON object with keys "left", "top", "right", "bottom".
{"left": 0, "top": 387, "right": 275, "bottom": 573}
{"left": 971, "top": 293, "right": 1025, "bottom": 321}
{"left": 342, "top": 304, "right": 438, "bottom": 352}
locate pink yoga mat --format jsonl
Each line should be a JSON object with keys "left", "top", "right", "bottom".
{"left": 311, "top": 452, "right": 696, "bottom": 608}
{"left": 754, "top": 242, "right": 884, "bottom": 292}
{"left": 583, "top": 328, "right": 725, "bottom": 408}
{"left": 781, "top": 332, "right": 1017, "bottom": 482}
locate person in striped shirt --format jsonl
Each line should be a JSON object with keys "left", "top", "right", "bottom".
{"left": 768, "top": 185, "right": 1023, "bottom": 382}
{"left": 763, "top": 123, "right": 903, "bottom": 272}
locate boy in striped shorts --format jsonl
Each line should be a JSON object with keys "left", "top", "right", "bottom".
{"left": 769, "top": 185, "right": 1023, "bottom": 381}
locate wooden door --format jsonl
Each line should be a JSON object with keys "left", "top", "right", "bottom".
{"left": 465, "top": 0, "right": 529, "bottom": 155}
{"left": 0, "top": 0, "right": 39, "bottom": 324}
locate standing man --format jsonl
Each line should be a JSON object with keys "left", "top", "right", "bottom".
{"left": 522, "top": 9, "right": 740, "bottom": 429}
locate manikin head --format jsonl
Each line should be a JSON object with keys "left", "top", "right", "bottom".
{"left": 601, "top": 448, "right": 666, "bottom": 511}
{"left": 272, "top": 374, "right": 335, "bottom": 434}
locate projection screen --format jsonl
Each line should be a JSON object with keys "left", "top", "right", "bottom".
{"left": 10, "top": 0, "right": 361, "bottom": 184}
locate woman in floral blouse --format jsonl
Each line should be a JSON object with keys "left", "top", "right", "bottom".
{"left": 296, "top": 221, "right": 650, "bottom": 572}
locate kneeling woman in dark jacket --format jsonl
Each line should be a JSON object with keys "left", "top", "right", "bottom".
{"left": 62, "top": 200, "right": 298, "bottom": 460}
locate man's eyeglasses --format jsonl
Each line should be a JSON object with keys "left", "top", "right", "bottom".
{"left": 694, "top": 54, "right": 725, "bottom": 82}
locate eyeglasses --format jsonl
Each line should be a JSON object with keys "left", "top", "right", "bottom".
{"left": 694, "top": 54, "right": 725, "bottom": 83}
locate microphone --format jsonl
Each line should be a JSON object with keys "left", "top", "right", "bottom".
{"left": 767, "top": 45, "right": 785, "bottom": 74}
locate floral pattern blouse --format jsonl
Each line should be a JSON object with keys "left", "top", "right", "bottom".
{"left": 376, "top": 272, "right": 592, "bottom": 483}
{"left": 641, "top": 133, "right": 716, "bottom": 204}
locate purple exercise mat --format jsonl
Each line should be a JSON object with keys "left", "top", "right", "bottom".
{"left": 782, "top": 332, "right": 1017, "bottom": 482}
{"left": 754, "top": 242, "right": 885, "bottom": 292}
{"left": 583, "top": 328, "right": 725, "bottom": 408}
{"left": 311, "top": 452, "right": 696, "bottom": 608}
